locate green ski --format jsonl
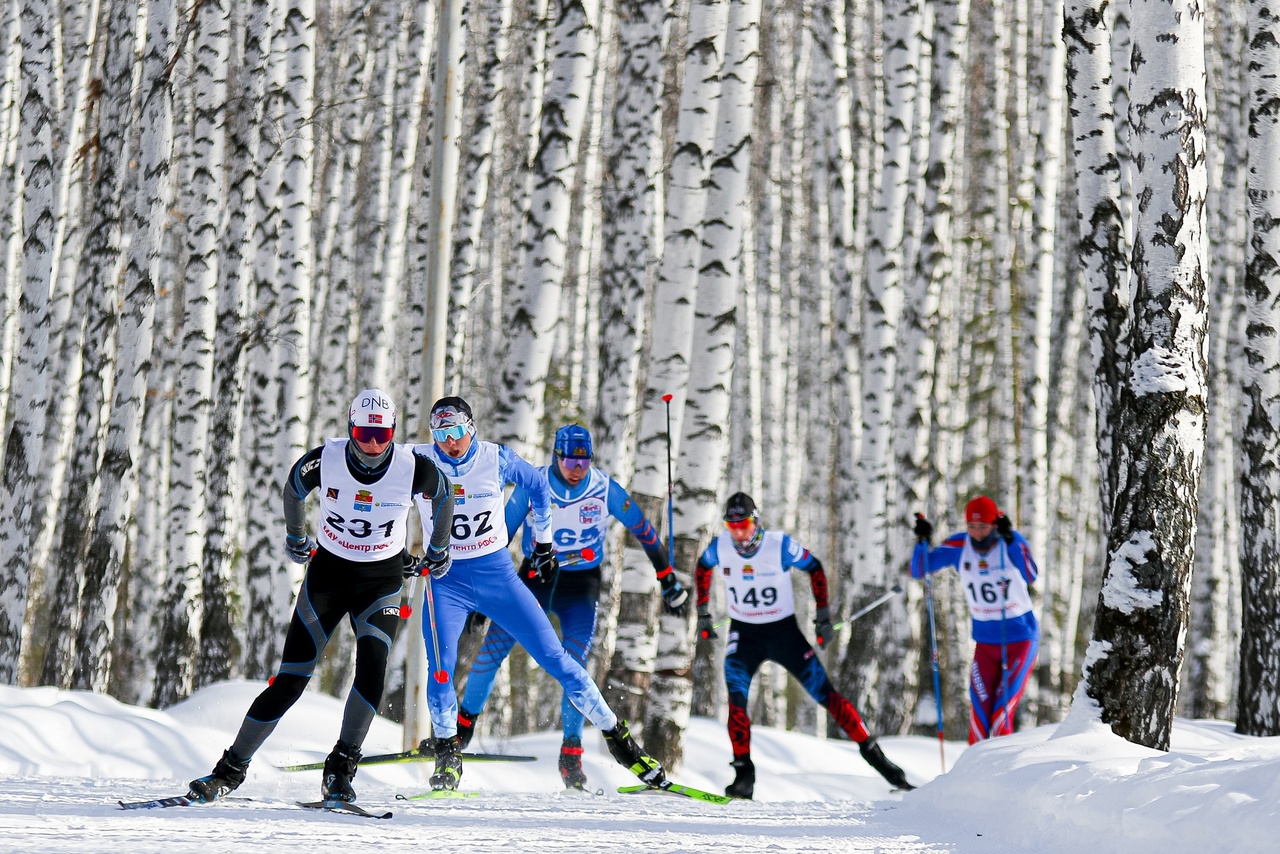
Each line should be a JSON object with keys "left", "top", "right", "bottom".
{"left": 618, "top": 781, "right": 734, "bottom": 805}
{"left": 395, "top": 790, "right": 483, "bottom": 801}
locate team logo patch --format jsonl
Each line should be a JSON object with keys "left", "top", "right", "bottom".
{"left": 580, "top": 503, "right": 602, "bottom": 525}
{"left": 453, "top": 484, "right": 466, "bottom": 505}
{"left": 978, "top": 559, "right": 989, "bottom": 571}
{"left": 723, "top": 566, "right": 730, "bottom": 576}
{"left": 326, "top": 488, "right": 339, "bottom": 500}
{"left": 354, "top": 489, "right": 374, "bottom": 512}
{"left": 742, "top": 564, "right": 754, "bottom": 580}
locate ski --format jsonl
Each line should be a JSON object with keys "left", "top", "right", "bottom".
{"left": 395, "top": 790, "right": 482, "bottom": 801}
{"left": 118, "top": 795, "right": 193, "bottom": 810}
{"left": 117, "top": 795, "right": 253, "bottom": 811}
{"left": 297, "top": 800, "right": 393, "bottom": 819}
{"left": 618, "top": 781, "right": 734, "bottom": 805}
{"left": 277, "top": 746, "right": 536, "bottom": 772}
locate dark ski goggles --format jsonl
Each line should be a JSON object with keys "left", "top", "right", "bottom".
{"left": 351, "top": 425, "right": 394, "bottom": 444}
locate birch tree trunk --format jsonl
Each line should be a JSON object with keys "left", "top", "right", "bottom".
{"left": 1068, "top": 0, "right": 1208, "bottom": 750}
{"left": 1235, "top": 0, "right": 1280, "bottom": 737}
{"left": 845, "top": 0, "right": 920, "bottom": 733}
{"left": 448, "top": 0, "right": 512, "bottom": 386}
{"left": 1064, "top": 0, "right": 1130, "bottom": 529}
{"left": 196, "top": 0, "right": 276, "bottom": 688}
{"left": 647, "top": 0, "right": 757, "bottom": 769}
{"left": 314, "top": 0, "right": 371, "bottom": 444}
{"left": 75, "top": 0, "right": 177, "bottom": 693}
{"left": 608, "top": 0, "right": 727, "bottom": 725}
{"left": 152, "top": 0, "right": 229, "bottom": 707}
{"left": 491, "top": 0, "right": 600, "bottom": 455}
{"left": 278, "top": 0, "right": 315, "bottom": 471}
{"left": 0, "top": 0, "right": 57, "bottom": 681}
{"left": 242, "top": 3, "right": 290, "bottom": 681}
{"left": 43, "top": 0, "right": 135, "bottom": 688}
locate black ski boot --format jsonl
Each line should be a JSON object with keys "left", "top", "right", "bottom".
{"left": 188, "top": 749, "right": 250, "bottom": 803}
{"left": 431, "top": 734, "right": 463, "bottom": 790}
{"left": 859, "top": 737, "right": 914, "bottom": 790}
{"left": 457, "top": 708, "right": 479, "bottom": 750}
{"left": 321, "top": 740, "right": 362, "bottom": 803}
{"left": 725, "top": 755, "right": 755, "bottom": 800}
{"left": 602, "top": 720, "right": 665, "bottom": 787}
{"left": 558, "top": 737, "right": 588, "bottom": 790}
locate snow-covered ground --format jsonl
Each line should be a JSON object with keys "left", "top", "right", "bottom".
{"left": 0, "top": 682, "right": 1275, "bottom": 853}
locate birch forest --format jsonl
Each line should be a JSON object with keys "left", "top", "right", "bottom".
{"left": 1, "top": 0, "right": 1278, "bottom": 766}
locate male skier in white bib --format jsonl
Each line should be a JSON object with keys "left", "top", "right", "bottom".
{"left": 456, "top": 423, "right": 688, "bottom": 790}
{"left": 413, "top": 397, "right": 666, "bottom": 792}
{"left": 695, "top": 492, "right": 913, "bottom": 799}
{"left": 188, "top": 389, "right": 454, "bottom": 805}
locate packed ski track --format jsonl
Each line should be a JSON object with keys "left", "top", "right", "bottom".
{"left": 0, "top": 776, "right": 992, "bottom": 853}
{"left": 3, "top": 683, "right": 1279, "bottom": 852}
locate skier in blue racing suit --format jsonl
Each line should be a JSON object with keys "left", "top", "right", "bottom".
{"left": 458, "top": 424, "right": 688, "bottom": 789}
{"left": 411, "top": 397, "right": 667, "bottom": 792}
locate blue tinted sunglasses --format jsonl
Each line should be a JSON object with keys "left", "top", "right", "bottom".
{"left": 432, "top": 424, "right": 470, "bottom": 442}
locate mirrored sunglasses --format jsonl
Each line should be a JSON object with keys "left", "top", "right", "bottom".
{"left": 558, "top": 456, "right": 591, "bottom": 471}
{"left": 351, "top": 425, "right": 394, "bottom": 444}
{"left": 432, "top": 424, "right": 470, "bottom": 442}
{"left": 724, "top": 517, "right": 754, "bottom": 531}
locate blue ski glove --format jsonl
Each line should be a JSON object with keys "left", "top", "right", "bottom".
{"left": 657, "top": 567, "right": 688, "bottom": 615}
{"left": 814, "top": 607, "right": 834, "bottom": 649}
{"left": 285, "top": 533, "right": 314, "bottom": 564}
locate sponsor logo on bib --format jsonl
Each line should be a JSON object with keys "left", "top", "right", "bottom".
{"left": 453, "top": 484, "right": 466, "bottom": 505}
{"left": 580, "top": 503, "right": 602, "bottom": 525}
{"left": 354, "top": 490, "right": 373, "bottom": 512}
{"left": 742, "top": 564, "right": 754, "bottom": 580}
{"left": 326, "top": 488, "right": 339, "bottom": 500}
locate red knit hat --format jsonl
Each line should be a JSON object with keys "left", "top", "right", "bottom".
{"left": 965, "top": 495, "right": 999, "bottom": 524}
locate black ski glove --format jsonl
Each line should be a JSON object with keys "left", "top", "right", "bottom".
{"left": 995, "top": 513, "right": 1015, "bottom": 545}
{"left": 285, "top": 533, "right": 314, "bottom": 564}
{"left": 913, "top": 514, "right": 933, "bottom": 543}
{"left": 814, "top": 607, "right": 834, "bottom": 649}
{"left": 403, "top": 553, "right": 422, "bottom": 578}
{"left": 697, "top": 607, "right": 717, "bottom": 640}
{"left": 658, "top": 568, "right": 688, "bottom": 615}
{"left": 527, "top": 542, "right": 560, "bottom": 583}
{"left": 424, "top": 547, "right": 452, "bottom": 579}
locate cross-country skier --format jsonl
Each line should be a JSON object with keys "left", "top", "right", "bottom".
{"left": 911, "top": 495, "right": 1039, "bottom": 743}
{"left": 456, "top": 423, "right": 688, "bottom": 790}
{"left": 695, "top": 492, "right": 913, "bottom": 799}
{"left": 413, "top": 397, "right": 666, "bottom": 792}
{"left": 188, "top": 389, "right": 454, "bottom": 805}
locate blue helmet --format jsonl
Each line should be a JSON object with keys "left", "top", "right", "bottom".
{"left": 554, "top": 424, "right": 593, "bottom": 460}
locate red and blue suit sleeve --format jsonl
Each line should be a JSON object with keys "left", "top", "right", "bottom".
{"left": 606, "top": 479, "right": 667, "bottom": 572}
{"left": 1006, "top": 531, "right": 1038, "bottom": 585}
{"left": 910, "top": 533, "right": 966, "bottom": 578}
{"left": 780, "top": 534, "right": 828, "bottom": 609}
{"left": 695, "top": 541, "right": 719, "bottom": 609}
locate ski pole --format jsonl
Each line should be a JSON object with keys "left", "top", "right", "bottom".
{"left": 423, "top": 573, "right": 449, "bottom": 684}
{"left": 559, "top": 547, "right": 597, "bottom": 568}
{"left": 997, "top": 577, "right": 1009, "bottom": 736}
{"left": 661, "top": 393, "right": 675, "bottom": 570}
{"left": 917, "top": 515, "right": 945, "bottom": 773}
{"left": 400, "top": 575, "right": 419, "bottom": 619}
{"left": 833, "top": 584, "right": 904, "bottom": 631}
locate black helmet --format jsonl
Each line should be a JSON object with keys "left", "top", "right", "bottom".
{"left": 724, "top": 492, "right": 757, "bottom": 523}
